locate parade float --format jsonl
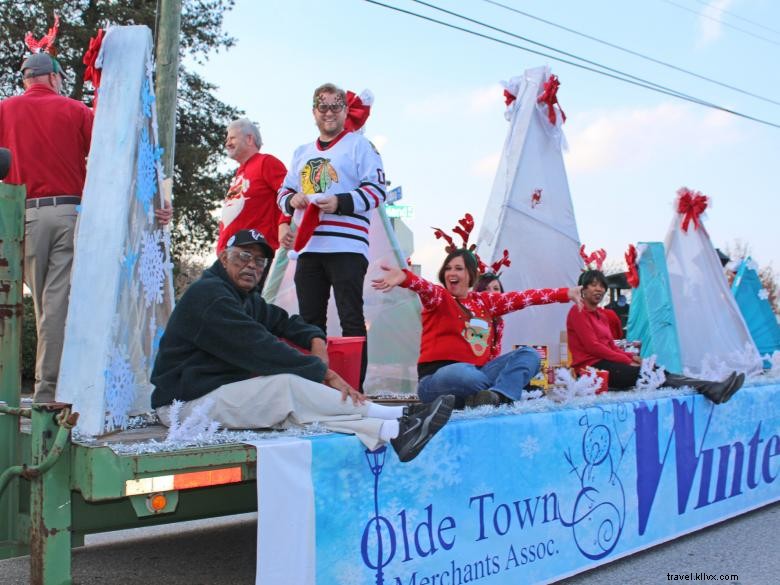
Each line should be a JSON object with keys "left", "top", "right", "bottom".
{"left": 1, "top": 22, "right": 779, "bottom": 585}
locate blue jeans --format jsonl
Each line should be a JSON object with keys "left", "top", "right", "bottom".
{"left": 417, "top": 346, "right": 541, "bottom": 403}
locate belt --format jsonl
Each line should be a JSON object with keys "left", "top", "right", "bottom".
{"left": 26, "top": 196, "right": 81, "bottom": 209}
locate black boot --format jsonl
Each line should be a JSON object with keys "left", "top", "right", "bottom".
{"left": 663, "top": 371, "right": 737, "bottom": 404}
{"left": 719, "top": 372, "right": 745, "bottom": 404}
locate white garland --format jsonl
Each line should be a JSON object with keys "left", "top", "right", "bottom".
{"left": 165, "top": 398, "right": 220, "bottom": 443}
{"left": 546, "top": 368, "right": 600, "bottom": 403}
{"left": 636, "top": 355, "right": 666, "bottom": 392}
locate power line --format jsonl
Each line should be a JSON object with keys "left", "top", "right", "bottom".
{"left": 690, "top": 0, "right": 780, "bottom": 37}
{"left": 411, "top": 0, "right": 695, "bottom": 101}
{"left": 660, "top": 0, "right": 780, "bottom": 47}
{"left": 362, "top": 0, "right": 780, "bottom": 129}
{"left": 481, "top": 0, "right": 780, "bottom": 107}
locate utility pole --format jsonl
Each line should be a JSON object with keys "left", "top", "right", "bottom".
{"left": 155, "top": 0, "right": 182, "bottom": 179}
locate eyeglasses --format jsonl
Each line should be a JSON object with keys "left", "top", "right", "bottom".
{"left": 230, "top": 249, "right": 268, "bottom": 269}
{"left": 315, "top": 103, "right": 345, "bottom": 114}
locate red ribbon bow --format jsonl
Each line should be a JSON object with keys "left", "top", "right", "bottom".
{"left": 676, "top": 187, "right": 708, "bottom": 232}
{"left": 344, "top": 90, "right": 371, "bottom": 133}
{"left": 503, "top": 89, "right": 517, "bottom": 107}
{"left": 537, "top": 74, "right": 566, "bottom": 126}
{"left": 83, "top": 29, "right": 105, "bottom": 90}
{"left": 625, "top": 245, "right": 639, "bottom": 288}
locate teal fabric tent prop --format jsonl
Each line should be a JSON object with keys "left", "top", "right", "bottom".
{"left": 626, "top": 242, "right": 683, "bottom": 373}
{"left": 732, "top": 257, "right": 780, "bottom": 365}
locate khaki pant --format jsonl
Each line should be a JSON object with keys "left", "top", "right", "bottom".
{"left": 24, "top": 203, "right": 79, "bottom": 402}
{"left": 157, "top": 374, "right": 386, "bottom": 450}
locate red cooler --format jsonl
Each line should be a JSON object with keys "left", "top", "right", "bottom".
{"left": 327, "top": 337, "right": 365, "bottom": 390}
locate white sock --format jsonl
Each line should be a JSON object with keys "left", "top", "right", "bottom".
{"left": 366, "top": 403, "right": 404, "bottom": 420}
{"left": 379, "top": 419, "right": 400, "bottom": 441}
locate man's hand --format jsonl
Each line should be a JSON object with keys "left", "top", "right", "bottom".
{"left": 155, "top": 201, "right": 173, "bottom": 225}
{"left": 310, "top": 337, "right": 329, "bottom": 367}
{"left": 324, "top": 369, "right": 365, "bottom": 406}
{"left": 313, "top": 195, "right": 338, "bottom": 214}
{"left": 567, "top": 285, "right": 584, "bottom": 309}
{"left": 631, "top": 355, "right": 643, "bottom": 366}
{"left": 289, "top": 192, "right": 309, "bottom": 210}
{"left": 371, "top": 264, "right": 406, "bottom": 293}
{"left": 278, "top": 223, "right": 294, "bottom": 249}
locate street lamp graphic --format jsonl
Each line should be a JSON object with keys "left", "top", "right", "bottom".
{"left": 361, "top": 446, "right": 395, "bottom": 585}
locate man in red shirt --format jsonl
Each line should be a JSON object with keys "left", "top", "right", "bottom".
{"left": 217, "top": 118, "right": 290, "bottom": 253}
{"left": 1, "top": 51, "right": 171, "bottom": 403}
{"left": 0, "top": 52, "right": 93, "bottom": 402}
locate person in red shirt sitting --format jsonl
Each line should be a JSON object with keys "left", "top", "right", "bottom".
{"left": 474, "top": 273, "right": 505, "bottom": 363}
{"left": 373, "top": 249, "right": 581, "bottom": 407}
{"left": 566, "top": 269, "right": 744, "bottom": 403}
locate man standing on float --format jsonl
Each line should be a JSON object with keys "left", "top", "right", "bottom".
{"left": 277, "top": 83, "right": 385, "bottom": 390}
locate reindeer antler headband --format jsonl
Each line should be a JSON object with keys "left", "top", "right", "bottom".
{"left": 432, "top": 213, "right": 512, "bottom": 276}
{"left": 579, "top": 245, "right": 607, "bottom": 271}
{"left": 24, "top": 13, "right": 60, "bottom": 55}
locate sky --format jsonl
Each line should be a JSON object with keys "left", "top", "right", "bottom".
{"left": 190, "top": 0, "right": 780, "bottom": 280}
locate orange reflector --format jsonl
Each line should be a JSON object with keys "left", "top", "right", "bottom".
{"left": 149, "top": 493, "right": 168, "bottom": 511}
{"left": 172, "top": 467, "right": 243, "bottom": 490}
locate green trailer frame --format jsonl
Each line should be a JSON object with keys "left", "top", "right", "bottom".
{"left": 0, "top": 185, "right": 260, "bottom": 585}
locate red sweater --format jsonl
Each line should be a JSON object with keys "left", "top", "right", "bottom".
{"left": 217, "top": 152, "right": 287, "bottom": 252}
{"left": 401, "top": 271, "right": 569, "bottom": 373}
{"left": 566, "top": 305, "right": 634, "bottom": 369}
{"left": 0, "top": 85, "right": 93, "bottom": 199}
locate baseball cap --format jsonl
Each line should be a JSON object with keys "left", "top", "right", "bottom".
{"left": 226, "top": 229, "right": 275, "bottom": 260}
{"left": 20, "top": 52, "right": 62, "bottom": 77}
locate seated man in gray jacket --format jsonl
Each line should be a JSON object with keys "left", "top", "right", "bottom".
{"left": 150, "top": 229, "right": 453, "bottom": 462}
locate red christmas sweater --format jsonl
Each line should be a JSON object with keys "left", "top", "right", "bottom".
{"left": 566, "top": 305, "right": 634, "bottom": 370}
{"left": 217, "top": 152, "right": 288, "bottom": 252}
{"left": 400, "top": 270, "right": 570, "bottom": 377}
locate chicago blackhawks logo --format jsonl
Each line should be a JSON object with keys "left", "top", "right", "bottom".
{"left": 301, "top": 157, "right": 339, "bottom": 194}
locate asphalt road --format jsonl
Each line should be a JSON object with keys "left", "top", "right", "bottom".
{"left": 2, "top": 502, "right": 778, "bottom": 584}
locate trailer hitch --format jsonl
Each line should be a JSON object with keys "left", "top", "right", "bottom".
{"left": 0, "top": 404, "right": 78, "bottom": 497}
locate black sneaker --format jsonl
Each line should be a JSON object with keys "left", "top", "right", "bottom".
{"left": 391, "top": 395, "right": 455, "bottom": 462}
{"left": 464, "top": 389, "right": 501, "bottom": 407}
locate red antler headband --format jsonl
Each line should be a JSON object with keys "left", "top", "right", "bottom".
{"left": 432, "top": 213, "right": 477, "bottom": 254}
{"left": 25, "top": 14, "right": 60, "bottom": 55}
{"left": 489, "top": 250, "right": 512, "bottom": 275}
{"left": 579, "top": 245, "right": 607, "bottom": 271}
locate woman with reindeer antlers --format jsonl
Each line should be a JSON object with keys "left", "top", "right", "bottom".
{"left": 372, "top": 214, "right": 582, "bottom": 408}
{"left": 567, "top": 249, "right": 744, "bottom": 403}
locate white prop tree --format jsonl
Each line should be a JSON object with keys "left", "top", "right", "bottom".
{"left": 476, "top": 66, "right": 581, "bottom": 364}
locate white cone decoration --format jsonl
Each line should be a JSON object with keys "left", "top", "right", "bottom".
{"left": 664, "top": 189, "right": 761, "bottom": 377}
{"left": 476, "top": 66, "right": 581, "bottom": 364}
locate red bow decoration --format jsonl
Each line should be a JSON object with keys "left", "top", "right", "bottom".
{"left": 24, "top": 14, "right": 60, "bottom": 54}
{"left": 531, "top": 188, "right": 542, "bottom": 208}
{"left": 537, "top": 74, "right": 566, "bottom": 126}
{"left": 676, "top": 187, "right": 708, "bottom": 232}
{"left": 83, "top": 28, "right": 105, "bottom": 91}
{"left": 579, "top": 245, "right": 607, "bottom": 271}
{"left": 292, "top": 204, "right": 322, "bottom": 253}
{"left": 344, "top": 90, "right": 372, "bottom": 133}
{"left": 503, "top": 89, "right": 516, "bottom": 107}
{"left": 625, "top": 244, "right": 640, "bottom": 288}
